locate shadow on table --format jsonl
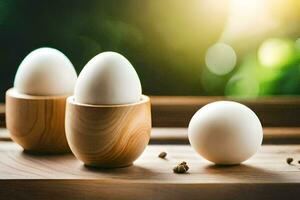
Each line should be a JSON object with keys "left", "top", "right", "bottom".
{"left": 202, "top": 163, "right": 290, "bottom": 182}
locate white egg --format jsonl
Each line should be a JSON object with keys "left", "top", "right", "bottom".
{"left": 14, "top": 47, "right": 77, "bottom": 96}
{"left": 74, "top": 51, "right": 142, "bottom": 105}
{"left": 188, "top": 101, "right": 263, "bottom": 165}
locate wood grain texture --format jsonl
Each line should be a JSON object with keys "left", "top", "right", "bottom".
{"left": 2, "top": 96, "right": 300, "bottom": 128}
{"left": 151, "top": 96, "right": 300, "bottom": 127}
{"left": 0, "top": 142, "right": 299, "bottom": 200}
{"left": 1, "top": 127, "right": 300, "bottom": 144}
{"left": 5, "top": 89, "right": 70, "bottom": 153}
{"left": 65, "top": 95, "right": 152, "bottom": 168}
{"left": 150, "top": 127, "right": 300, "bottom": 144}
{"left": 0, "top": 128, "right": 10, "bottom": 141}
{"left": 1, "top": 181, "right": 299, "bottom": 200}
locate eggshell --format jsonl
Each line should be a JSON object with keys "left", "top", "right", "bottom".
{"left": 14, "top": 47, "right": 77, "bottom": 96}
{"left": 74, "top": 52, "right": 142, "bottom": 105}
{"left": 188, "top": 101, "right": 263, "bottom": 165}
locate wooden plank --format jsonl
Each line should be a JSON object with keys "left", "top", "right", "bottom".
{"left": 150, "top": 127, "right": 300, "bottom": 144}
{"left": 1, "top": 96, "right": 300, "bottom": 127}
{"left": 2, "top": 127, "right": 300, "bottom": 144}
{"left": 0, "top": 142, "right": 299, "bottom": 200}
{"left": 150, "top": 96, "right": 300, "bottom": 127}
{"left": 0, "top": 128, "right": 10, "bottom": 141}
{"left": 1, "top": 181, "right": 299, "bottom": 200}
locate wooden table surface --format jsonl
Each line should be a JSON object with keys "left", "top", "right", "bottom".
{"left": 0, "top": 129, "right": 300, "bottom": 200}
{"left": 0, "top": 98, "right": 300, "bottom": 200}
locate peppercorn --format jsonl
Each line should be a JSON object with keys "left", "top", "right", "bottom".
{"left": 173, "top": 161, "right": 189, "bottom": 174}
{"left": 286, "top": 157, "right": 293, "bottom": 165}
{"left": 173, "top": 164, "right": 187, "bottom": 173}
{"left": 158, "top": 152, "right": 167, "bottom": 159}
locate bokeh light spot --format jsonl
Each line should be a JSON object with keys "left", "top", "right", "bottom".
{"left": 258, "top": 38, "right": 296, "bottom": 69}
{"left": 205, "top": 42, "right": 237, "bottom": 76}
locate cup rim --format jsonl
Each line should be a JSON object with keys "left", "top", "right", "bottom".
{"left": 6, "top": 88, "right": 70, "bottom": 100}
{"left": 67, "top": 95, "right": 150, "bottom": 108}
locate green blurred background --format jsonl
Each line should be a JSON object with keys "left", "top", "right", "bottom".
{"left": 1, "top": 0, "right": 300, "bottom": 102}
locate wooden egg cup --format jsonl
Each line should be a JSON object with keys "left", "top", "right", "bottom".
{"left": 65, "top": 95, "right": 152, "bottom": 168}
{"left": 5, "top": 88, "right": 70, "bottom": 154}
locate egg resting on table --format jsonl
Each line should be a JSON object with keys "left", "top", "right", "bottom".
{"left": 188, "top": 101, "right": 263, "bottom": 165}
{"left": 14, "top": 47, "right": 77, "bottom": 96}
{"left": 74, "top": 51, "right": 142, "bottom": 105}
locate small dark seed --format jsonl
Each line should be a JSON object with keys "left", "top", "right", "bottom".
{"left": 173, "top": 161, "right": 189, "bottom": 174}
{"left": 298, "top": 160, "right": 300, "bottom": 164}
{"left": 178, "top": 165, "right": 187, "bottom": 173}
{"left": 286, "top": 157, "right": 293, "bottom": 165}
{"left": 158, "top": 152, "right": 167, "bottom": 159}
{"left": 179, "top": 161, "right": 189, "bottom": 171}
{"left": 173, "top": 165, "right": 187, "bottom": 174}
